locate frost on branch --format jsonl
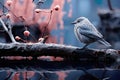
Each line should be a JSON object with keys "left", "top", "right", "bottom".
{"left": 0, "top": 17, "right": 16, "bottom": 43}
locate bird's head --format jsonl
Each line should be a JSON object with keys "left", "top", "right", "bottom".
{"left": 72, "top": 17, "right": 87, "bottom": 24}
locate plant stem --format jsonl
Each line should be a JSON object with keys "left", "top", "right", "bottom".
{"left": 107, "top": 0, "right": 114, "bottom": 11}
{"left": 8, "top": 23, "right": 17, "bottom": 43}
{"left": 0, "top": 18, "right": 16, "bottom": 43}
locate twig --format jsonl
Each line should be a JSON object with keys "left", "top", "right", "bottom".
{"left": 5, "top": 72, "right": 15, "bottom": 80}
{"left": 41, "top": 10, "right": 53, "bottom": 38}
{"left": 0, "top": 18, "right": 8, "bottom": 31}
{"left": 7, "top": 18, "right": 17, "bottom": 43}
{"left": 0, "top": 18, "right": 16, "bottom": 43}
{"left": 0, "top": 2, "right": 18, "bottom": 19}
{"left": 107, "top": 0, "right": 114, "bottom": 11}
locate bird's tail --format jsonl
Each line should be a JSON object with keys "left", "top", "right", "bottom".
{"left": 98, "top": 39, "right": 112, "bottom": 48}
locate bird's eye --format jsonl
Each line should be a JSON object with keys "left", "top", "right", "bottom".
{"left": 77, "top": 20, "right": 80, "bottom": 22}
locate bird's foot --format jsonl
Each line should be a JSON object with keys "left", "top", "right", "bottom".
{"left": 80, "top": 44, "right": 90, "bottom": 50}
{"left": 80, "top": 46, "right": 89, "bottom": 50}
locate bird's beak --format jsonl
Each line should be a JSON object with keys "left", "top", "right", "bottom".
{"left": 71, "top": 21, "right": 77, "bottom": 24}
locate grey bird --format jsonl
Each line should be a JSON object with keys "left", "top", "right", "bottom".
{"left": 72, "top": 17, "right": 111, "bottom": 49}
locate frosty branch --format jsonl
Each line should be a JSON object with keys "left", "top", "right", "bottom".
{"left": 0, "top": 43, "right": 119, "bottom": 61}
{"left": 0, "top": 17, "right": 16, "bottom": 43}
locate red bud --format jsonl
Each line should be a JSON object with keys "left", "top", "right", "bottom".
{"left": 15, "top": 36, "right": 21, "bottom": 40}
{"left": 54, "top": 5, "right": 60, "bottom": 11}
{"left": 6, "top": 0, "right": 12, "bottom": 6}
{"left": 6, "top": 13, "right": 10, "bottom": 18}
{"left": 23, "top": 30, "right": 30, "bottom": 37}
{"left": 38, "top": 38, "right": 44, "bottom": 42}
{"left": 35, "top": 9, "right": 41, "bottom": 13}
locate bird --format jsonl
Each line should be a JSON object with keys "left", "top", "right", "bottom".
{"left": 72, "top": 17, "right": 111, "bottom": 49}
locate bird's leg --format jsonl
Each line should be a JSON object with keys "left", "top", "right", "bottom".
{"left": 81, "top": 44, "right": 89, "bottom": 50}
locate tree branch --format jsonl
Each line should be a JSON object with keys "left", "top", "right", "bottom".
{"left": 7, "top": 19, "right": 17, "bottom": 43}
{"left": 0, "top": 43, "right": 119, "bottom": 61}
{"left": 0, "top": 18, "right": 16, "bottom": 43}
{"left": 107, "top": 0, "right": 114, "bottom": 11}
{"left": 0, "top": 18, "right": 8, "bottom": 32}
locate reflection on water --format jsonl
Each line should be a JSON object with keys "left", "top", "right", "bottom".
{"left": 0, "top": 69, "right": 119, "bottom": 80}
{"left": 0, "top": 57, "right": 119, "bottom": 80}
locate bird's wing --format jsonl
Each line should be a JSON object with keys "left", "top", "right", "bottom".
{"left": 89, "top": 24, "right": 103, "bottom": 38}
{"left": 78, "top": 28, "right": 103, "bottom": 40}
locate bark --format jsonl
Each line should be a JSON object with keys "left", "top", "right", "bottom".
{"left": 0, "top": 43, "right": 119, "bottom": 61}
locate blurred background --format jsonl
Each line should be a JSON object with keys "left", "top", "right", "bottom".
{"left": 0, "top": 0, "right": 120, "bottom": 49}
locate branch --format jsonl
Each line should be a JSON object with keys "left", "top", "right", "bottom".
{"left": 0, "top": 18, "right": 8, "bottom": 31}
{"left": 0, "top": 43, "right": 119, "bottom": 60}
{"left": 107, "top": 0, "right": 114, "bottom": 11}
{"left": 7, "top": 18, "right": 17, "bottom": 43}
{"left": 0, "top": 18, "right": 16, "bottom": 43}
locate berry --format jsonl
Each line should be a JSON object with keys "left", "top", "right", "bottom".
{"left": 35, "top": 9, "right": 41, "bottom": 13}
{"left": 6, "top": 13, "right": 10, "bottom": 18}
{"left": 38, "top": 38, "right": 44, "bottom": 42}
{"left": 6, "top": 0, "right": 12, "bottom": 6}
{"left": 23, "top": 30, "right": 30, "bottom": 37}
{"left": 54, "top": 5, "right": 60, "bottom": 11}
{"left": 15, "top": 36, "right": 21, "bottom": 40}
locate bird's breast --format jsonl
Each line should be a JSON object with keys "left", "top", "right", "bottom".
{"left": 74, "top": 26, "right": 83, "bottom": 42}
